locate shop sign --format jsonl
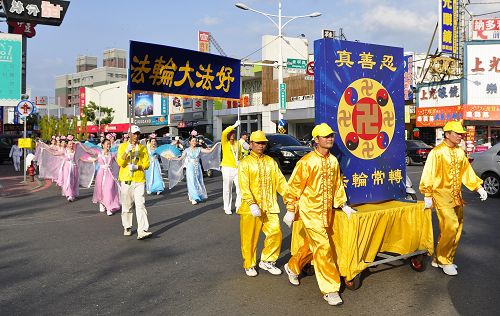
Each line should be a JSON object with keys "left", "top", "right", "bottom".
{"left": 463, "top": 105, "right": 500, "bottom": 121}
{"left": 417, "top": 81, "right": 461, "bottom": 108}
{"left": 439, "top": 0, "right": 458, "bottom": 54}
{"left": 2, "top": 0, "right": 70, "bottom": 26}
{"left": 465, "top": 42, "right": 500, "bottom": 106}
{"left": 472, "top": 18, "right": 500, "bottom": 41}
{"left": 416, "top": 105, "right": 463, "bottom": 127}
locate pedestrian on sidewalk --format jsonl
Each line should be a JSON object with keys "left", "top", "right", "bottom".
{"left": 220, "top": 120, "right": 243, "bottom": 214}
{"left": 419, "top": 121, "right": 487, "bottom": 276}
{"left": 237, "top": 130, "right": 287, "bottom": 277}
{"left": 9, "top": 140, "right": 23, "bottom": 172}
{"left": 282, "top": 123, "right": 356, "bottom": 306}
{"left": 116, "top": 125, "right": 153, "bottom": 240}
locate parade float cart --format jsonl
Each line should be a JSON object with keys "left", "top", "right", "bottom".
{"left": 311, "top": 39, "right": 434, "bottom": 289}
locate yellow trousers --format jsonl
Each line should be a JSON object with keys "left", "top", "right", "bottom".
{"left": 288, "top": 236, "right": 313, "bottom": 275}
{"left": 240, "top": 213, "right": 282, "bottom": 269}
{"left": 435, "top": 205, "right": 464, "bottom": 265}
{"left": 304, "top": 225, "right": 340, "bottom": 294}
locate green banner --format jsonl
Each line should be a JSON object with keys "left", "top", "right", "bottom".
{"left": 0, "top": 34, "right": 22, "bottom": 107}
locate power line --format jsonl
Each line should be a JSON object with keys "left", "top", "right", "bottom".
{"left": 473, "top": 9, "right": 500, "bottom": 16}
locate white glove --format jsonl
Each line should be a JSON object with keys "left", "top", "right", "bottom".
{"left": 129, "top": 164, "right": 138, "bottom": 172}
{"left": 283, "top": 211, "right": 295, "bottom": 228}
{"left": 424, "top": 197, "right": 433, "bottom": 209}
{"left": 126, "top": 143, "right": 134, "bottom": 154}
{"left": 477, "top": 187, "right": 488, "bottom": 201}
{"left": 249, "top": 204, "right": 261, "bottom": 217}
{"left": 232, "top": 120, "right": 241, "bottom": 128}
{"left": 341, "top": 204, "right": 357, "bottom": 219}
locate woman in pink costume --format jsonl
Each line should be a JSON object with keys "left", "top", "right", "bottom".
{"left": 59, "top": 135, "right": 79, "bottom": 202}
{"left": 88, "top": 137, "right": 121, "bottom": 215}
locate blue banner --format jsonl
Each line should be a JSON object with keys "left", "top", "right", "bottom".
{"left": 314, "top": 39, "right": 405, "bottom": 205}
{"left": 128, "top": 41, "right": 240, "bottom": 100}
{"left": 440, "top": 0, "right": 457, "bottom": 54}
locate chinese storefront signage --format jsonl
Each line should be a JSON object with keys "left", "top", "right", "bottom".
{"left": 0, "top": 33, "right": 22, "bottom": 107}
{"left": 198, "top": 31, "right": 210, "bottom": 53}
{"left": 465, "top": 42, "right": 500, "bottom": 106}
{"left": 417, "top": 80, "right": 461, "bottom": 108}
{"left": 314, "top": 38, "right": 405, "bottom": 204}
{"left": 439, "top": 0, "right": 458, "bottom": 55}
{"left": 128, "top": 41, "right": 240, "bottom": 100}
{"left": 2, "top": 0, "right": 70, "bottom": 26}
{"left": 404, "top": 53, "right": 414, "bottom": 101}
{"left": 416, "top": 105, "right": 463, "bottom": 127}
{"left": 472, "top": 18, "right": 500, "bottom": 41}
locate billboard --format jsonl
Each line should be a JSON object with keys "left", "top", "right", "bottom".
{"left": 465, "top": 42, "right": 500, "bottom": 106}
{"left": 128, "top": 41, "right": 240, "bottom": 100}
{"left": 198, "top": 31, "right": 210, "bottom": 53}
{"left": 416, "top": 105, "right": 463, "bottom": 127}
{"left": 439, "top": 0, "right": 458, "bottom": 55}
{"left": 1, "top": 0, "right": 70, "bottom": 26}
{"left": 314, "top": 39, "right": 405, "bottom": 204}
{"left": 472, "top": 18, "right": 500, "bottom": 41}
{"left": 0, "top": 33, "right": 22, "bottom": 107}
{"left": 417, "top": 80, "right": 461, "bottom": 108}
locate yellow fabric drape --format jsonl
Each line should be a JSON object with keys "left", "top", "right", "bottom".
{"left": 239, "top": 214, "right": 281, "bottom": 269}
{"left": 333, "top": 200, "right": 433, "bottom": 281}
{"left": 237, "top": 151, "right": 287, "bottom": 215}
{"left": 419, "top": 142, "right": 483, "bottom": 208}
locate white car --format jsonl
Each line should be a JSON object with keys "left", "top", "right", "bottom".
{"left": 469, "top": 143, "right": 500, "bottom": 198}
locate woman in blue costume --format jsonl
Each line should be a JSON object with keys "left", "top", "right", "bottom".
{"left": 173, "top": 136, "right": 216, "bottom": 204}
{"left": 145, "top": 134, "right": 165, "bottom": 195}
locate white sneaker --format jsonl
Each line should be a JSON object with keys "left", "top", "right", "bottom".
{"left": 191, "top": 200, "right": 198, "bottom": 205}
{"left": 245, "top": 267, "right": 257, "bottom": 277}
{"left": 156, "top": 191, "right": 161, "bottom": 195}
{"left": 137, "top": 231, "right": 153, "bottom": 240}
{"left": 123, "top": 227, "right": 132, "bottom": 236}
{"left": 258, "top": 261, "right": 282, "bottom": 275}
{"left": 284, "top": 263, "right": 299, "bottom": 286}
{"left": 441, "top": 264, "right": 458, "bottom": 276}
{"left": 323, "top": 292, "right": 343, "bottom": 306}
{"left": 106, "top": 210, "right": 113, "bottom": 216}
{"left": 99, "top": 204, "right": 106, "bottom": 213}
{"left": 224, "top": 209, "right": 232, "bottom": 215}
{"left": 432, "top": 261, "right": 458, "bottom": 269}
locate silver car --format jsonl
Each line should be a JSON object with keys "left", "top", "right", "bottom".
{"left": 469, "top": 143, "right": 500, "bottom": 198}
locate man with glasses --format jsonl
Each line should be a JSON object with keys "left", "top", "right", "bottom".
{"left": 420, "top": 121, "right": 487, "bottom": 276}
{"left": 117, "top": 125, "right": 153, "bottom": 240}
{"left": 282, "top": 123, "right": 356, "bottom": 306}
{"left": 237, "top": 130, "right": 287, "bottom": 277}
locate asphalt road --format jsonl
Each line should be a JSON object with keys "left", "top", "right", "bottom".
{"left": 0, "top": 164, "right": 499, "bottom": 315}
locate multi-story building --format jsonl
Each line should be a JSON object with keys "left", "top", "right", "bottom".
{"left": 55, "top": 49, "right": 127, "bottom": 109}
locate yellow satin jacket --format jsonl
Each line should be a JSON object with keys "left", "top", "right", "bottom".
{"left": 237, "top": 151, "right": 287, "bottom": 215}
{"left": 117, "top": 141, "right": 150, "bottom": 183}
{"left": 419, "top": 142, "right": 483, "bottom": 208}
{"left": 284, "top": 149, "right": 347, "bottom": 228}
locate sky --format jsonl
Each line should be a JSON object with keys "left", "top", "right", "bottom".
{"left": 1, "top": 0, "right": 499, "bottom": 99}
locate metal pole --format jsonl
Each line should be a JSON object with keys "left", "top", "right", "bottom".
{"left": 23, "top": 118, "right": 26, "bottom": 182}
{"left": 277, "top": 0, "right": 284, "bottom": 132}
{"left": 98, "top": 92, "right": 101, "bottom": 134}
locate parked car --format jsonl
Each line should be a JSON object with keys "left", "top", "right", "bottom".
{"left": 264, "top": 133, "right": 312, "bottom": 173}
{"left": 405, "top": 140, "right": 432, "bottom": 166}
{"left": 0, "top": 134, "right": 19, "bottom": 164}
{"left": 469, "top": 143, "right": 500, "bottom": 198}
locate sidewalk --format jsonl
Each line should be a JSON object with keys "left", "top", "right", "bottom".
{"left": 0, "top": 163, "right": 51, "bottom": 198}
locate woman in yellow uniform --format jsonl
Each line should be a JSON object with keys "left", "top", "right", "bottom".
{"left": 420, "top": 121, "right": 487, "bottom": 276}
{"left": 238, "top": 131, "right": 287, "bottom": 277}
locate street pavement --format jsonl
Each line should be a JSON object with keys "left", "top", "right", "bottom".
{"left": 0, "top": 163, "right": 499, "bottom": 315}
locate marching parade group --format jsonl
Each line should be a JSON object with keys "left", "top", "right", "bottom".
{"left": 28, "top": 119, "right": 488, "bottom": 306}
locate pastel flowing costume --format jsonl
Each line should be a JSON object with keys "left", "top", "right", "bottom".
{"left": 93, "top": 152, "right": 121, "bottom": 213}
{"left": 284, "top": 149, "right": 348, "bottom": 295}
{"left": 59, "top": 151, "right": 79, "bottom": 200}
{"left": 419, "top": 142, "right": 483, "bottom": 265}
{"left": 185, "top": 147, "right": 208, "bottom": 202}
{"left": 145, "top": 148, "right": 165, "bottom": 194}
{"left": 237, "top": 151, "right": 287, "bottom": 269}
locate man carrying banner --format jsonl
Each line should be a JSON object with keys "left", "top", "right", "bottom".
{"left": 237, "top": 131, "right": 287, "bottom": 277}
{"left": 419, "top": 121, "right": 487, "bottom": 276}
{"left": 283, "top": 123, "right": 356, "bottom": 306}
{"left": 117, "top": 125, "right": 153, "bottom": 240}
{"left": 220, "top": 120, "right": 243, "bottom": 214}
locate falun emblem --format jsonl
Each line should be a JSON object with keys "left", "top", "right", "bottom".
{"left": 337, "top": 78, "right": 395, "bottom": 159}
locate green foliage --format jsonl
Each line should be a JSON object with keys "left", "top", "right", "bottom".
{"left": 82, "top": 101, "right": 115, "bottom": 126}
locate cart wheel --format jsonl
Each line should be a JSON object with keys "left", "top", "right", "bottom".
{"left": 345, "top": 274, "right": 362, "bottom": 291}
{"left": 410, "top": 254, "right": 427, "bottom": 272}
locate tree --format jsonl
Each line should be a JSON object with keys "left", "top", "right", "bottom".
{"left": 82, "top": 101, "right": 115, "bottom": 126}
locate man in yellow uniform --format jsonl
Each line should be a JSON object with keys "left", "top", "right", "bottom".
{"left": 238, "top": 131, "right": 287, "bottom": 277}
{"left": 117, "top": 125, "right": 152, "bottom": 240}
{"left": 283, "top": 123, "right": 356, "bottom": 306}
{"left": 221, "top": 120, "right": 243, "bottom": 214}
{"left": 239, "top": 131, "right": 250, "bottom": 157}
{"left": 420, "top": 121, "right": 487, "bottom": 276}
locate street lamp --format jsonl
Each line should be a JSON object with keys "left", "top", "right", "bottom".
{"left": 235, "top": 2, "right": 321, "bottom": 130}
{"left": 85, "top": 86, "right": 120, "bottom": 133}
